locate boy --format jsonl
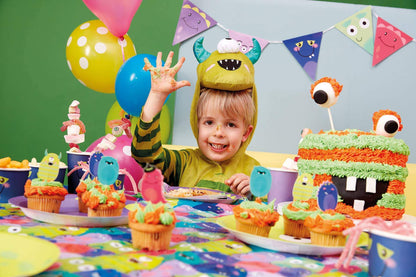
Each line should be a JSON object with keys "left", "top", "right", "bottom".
{"left": 131, "top": 38, "right": 262, "bottom": 196}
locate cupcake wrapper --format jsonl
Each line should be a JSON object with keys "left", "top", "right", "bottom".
{"left": 77, "top": 193, "right": 88, "bottom": 213}
{"left": 283, "top": 216, "right": 310, "bottom": 238}
{"left": 129, "top": 222, "right": 175, "bottom": 251}
{"left": 309, "top": 230, "right": 346, "bottom": 246}
{"left": 88, "top": 205, "right": 124, "bottom": 217}
{"left": 27, "top": 195, "right": 64, "bottom": 213}
{"left": 235, "top": 217, "right": 271, "bottom": 237}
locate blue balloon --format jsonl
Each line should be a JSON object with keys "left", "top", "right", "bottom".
{"left": 115, "top": 54, "right": 167, "bottom": 117}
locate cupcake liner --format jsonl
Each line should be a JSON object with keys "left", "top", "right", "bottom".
{"left": 129, "top": 222, "right": 175, "bottom": 251}
{"left": 88, "top": 204, "right": 125, "bottom": 217}
{"left": 235, "top": 216, "right": 271, "bottom": 237}
{"left": 283, "top": 215, "right": 310, "bottom": 238}
{"left": 27, "top": 195, "right": 65, "bottom": 213}
{"left": 309, "top": 230, "right": 346, "bottom": 246}
{"left": 77, "top": 193, "right": 88, "bottom": 213}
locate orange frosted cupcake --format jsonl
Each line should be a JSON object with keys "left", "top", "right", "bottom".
{"left": 82, "top": 185, "right": 126, "bottom": 217}
{"left": 282, "top": 199, "right": 320, "bottom": 238}
{"left": 128, "top": 202, "right": 176, "bottom": 251}
{"left": 75, "top": 177, "right": 101, "bottom": 213}
{"left": 24, "top": 179, "right": 68, "bottom": 213}
{"left": 233, "top": 198, "right": 280, "bottom": 237}
{"left": 304, "top": 210, "right": 355, "bottom": 246}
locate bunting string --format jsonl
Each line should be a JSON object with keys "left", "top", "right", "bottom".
{"left": 172, "top": 0, "right": 415, "bottom": 80}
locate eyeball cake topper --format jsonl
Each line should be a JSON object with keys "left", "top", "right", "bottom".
{"left": 372, "top": 109, "right": 403, "bottom": 137}
{"left": 249, "top": 166, "right": 272, "bottom": 198}
{"left": 317, "top": 181, "right": 338, "bottom": 211}
{"left": 310, "top": 77, "right": 343, "bottom": 131}
{"left": 38, "top": 150, "right": 62, "bottom": 181}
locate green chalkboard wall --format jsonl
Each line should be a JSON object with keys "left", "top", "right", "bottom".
{"left": 0, "top": 0, "right": 183, "bottom": 165}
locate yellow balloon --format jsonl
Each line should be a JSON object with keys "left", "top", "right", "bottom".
{"left": 105, "top": 101, "right": 171, "bottom": 144}
{"left": 66, "top": 20, "right": 136, "bottom": 93}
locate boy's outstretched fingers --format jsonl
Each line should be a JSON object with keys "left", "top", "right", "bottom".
{"left": 164, "top": 51, "right": 174, "bottom": 68}
{"left": 156, "top": 51, "right": 163, "bottom": 67}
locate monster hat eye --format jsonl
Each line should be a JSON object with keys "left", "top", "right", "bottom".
{"left": 312, "top": 82, "right": 338, "bottom": 108}
{"left": 347, "top": 25, "right": 358, "bottom": 36}
{"left": 375, "top": 114, "right": 400, "bottom": 137}
{"left": 112, "top": 126, "right": 123, "bottom": 137}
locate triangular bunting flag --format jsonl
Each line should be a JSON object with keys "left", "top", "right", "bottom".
{"left": 283, "top": 32, "right": 323, "bottom": 80}
{"left": 228, "top": 29, "right": 269, "bottom": 53}
{"left": 335, "top": 6, "right": 374, "bottom": 55}
{"left": 172, "top": 0, "right": 217, "bottom": 46}
{"left": 372, "top": 17, "right": 413, "bottom": 66}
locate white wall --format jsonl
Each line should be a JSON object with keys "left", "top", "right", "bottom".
{"left": 172, "top": 0, "right": 416, "bottom": 162}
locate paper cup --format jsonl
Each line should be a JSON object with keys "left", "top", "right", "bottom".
{"left": 0, "top": 168, "right": 30, "bottom": 203}
{"left": 113, "top": 173, "right": 125, "bottom": 191}
{"left": 67, "top": 151, "right": 91, "bottom": 193}
{"left": 267, "top": 167, "right": 298, "bottom": 207}
{"left": 368, "top": 229, "right": 416, "bottom": 276}
{"left": 29, "top": 163, "right": 68, "bottom": 184}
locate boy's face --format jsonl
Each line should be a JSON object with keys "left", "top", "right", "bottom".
{"left": 197, "top": 105, "right": 253, "bottom": 163}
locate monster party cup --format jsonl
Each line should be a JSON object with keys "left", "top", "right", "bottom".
{"left": 0, "top": 168, "right": 30, "bottom": 203}
{"left": 29, "top": 162, "right": 68, "bottom": 184}
{"left": 267, "top": 167, "right": 298, "bottom": 207}
{"left": 368, "top": 228, "right": 416, "bottom": 276}
{"left": 67, "top": 151, "right": 91, "bottom": 193}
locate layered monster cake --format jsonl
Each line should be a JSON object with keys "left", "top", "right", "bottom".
{"left": 297, "top": 78, "right": 410, "bottom": 220}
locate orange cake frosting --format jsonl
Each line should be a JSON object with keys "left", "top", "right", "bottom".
{"left": 24, "top": 179, "right": 68, "bottom": 197}
{"left": 233, "top": 198, "right": 280, "bottom": 227}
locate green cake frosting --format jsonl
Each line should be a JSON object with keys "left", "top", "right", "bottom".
{"left": 160, "top": 212, "right": 174, "bottom": 225}
{"left": 133, "top": 202, "right": 175, "bottom": 225}
{"left": 297, "top": 159, "right": 408, "bottom": 182}
{"left": 240, "top": 199, "right": 275, "bottom": 212}
{"left": 299, "top": 130, "right": 410, "bottom": 155}
{"left": 31, "top": 178, "right": 63, "bottom": 188}
{"left": 282, "top": 201, "right": 320, "bottom": 220}
{"left": 377, "top": 193, "right": 406, "bottom": 209}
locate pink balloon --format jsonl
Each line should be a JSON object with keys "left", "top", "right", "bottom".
{"left": 82, "top": 0, "right": 143, "bottom": 38}
{"left": 87, "top": 135, "right": 143, "bottom": 192}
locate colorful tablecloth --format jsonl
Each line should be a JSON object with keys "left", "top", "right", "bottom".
{"left": 0, "top": 199, "right": 369, "bottom": 276}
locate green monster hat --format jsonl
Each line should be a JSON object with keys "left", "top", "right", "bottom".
{"left": 190, "top": 37, "right": 261, "bottom": 153}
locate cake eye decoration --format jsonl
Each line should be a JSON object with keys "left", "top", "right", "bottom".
{"left": 310, "top": 77, "right": 343, "bottom": 130}
{"left": 372, "top": 109, "right": 403, "bottom": 137}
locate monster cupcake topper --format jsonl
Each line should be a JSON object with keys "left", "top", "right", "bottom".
{"left": 38, "top": 150, "right": 62, "bottom": 182}
{"left": 310, "top": 77, "right": 343, "bottom": 131}
{"left": 249, "top": 166, "right": 272, "bottom": 198}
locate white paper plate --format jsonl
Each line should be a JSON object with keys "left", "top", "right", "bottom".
{"left": 217, "top": 215, "right": 366, "bottom": 255}
{"left": 164, "top": 187, "right": 243, "bottom": 204}
{"left": 9, "top": 194, "right": 135, "bottom": 227}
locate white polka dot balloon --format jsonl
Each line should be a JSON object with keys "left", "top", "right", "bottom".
{"left": 66, "top": 20, "right": 137, "bottom": 93}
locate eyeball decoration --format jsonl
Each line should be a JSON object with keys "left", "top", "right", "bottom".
{"left": 217, "top": 38, "right": 240, "bottom": 54}
{"left": 310, "top": 77, "right": 343, "bottom": 108}
{"left": 310, "top": 77, "right": 343, "bottom": 130}
{"left": 372, "top": 110, "right": 403, "bottom": 137}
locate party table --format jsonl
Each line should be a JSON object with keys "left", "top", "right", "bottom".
{"left": 0, "top": 198, "right": 370, "bottom": 277}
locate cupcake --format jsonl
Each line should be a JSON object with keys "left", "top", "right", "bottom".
{"left": 82, "top": 184, "right": 126, "bottom": 217}
{"left": 128, "top": 202, "right": 176, "bottom": 251}
{"left": 282, "top": 199, "right": 320, "bottom": 238}
{"left": 233, "top": 198, "right": 280, "bottom": 237}
{"left": 75, "top": 177, "right": 101, "bottom": 213}
{"left": 24, "top": 179, "right": 68, "bottom": 213}
{"left": 304, "top": 210, "right": 355, "bottom": 246}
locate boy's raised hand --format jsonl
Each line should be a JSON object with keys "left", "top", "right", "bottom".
{"left": 142, "top": 51, "right": 190, "bottom": 121}
{"left": 144, "top": 51, "right": 191, "bottom": 97}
